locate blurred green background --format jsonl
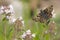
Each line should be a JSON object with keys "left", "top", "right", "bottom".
{"left": 0, "top": 0, "right": 60, "bottom": 40}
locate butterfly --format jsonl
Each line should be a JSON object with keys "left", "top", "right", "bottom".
{"left": 33, "top": 5, "right": 53, "bottom": 24}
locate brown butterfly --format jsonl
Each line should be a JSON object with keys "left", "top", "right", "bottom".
{"left": 33, "top": 5, "right": 53, "bottom": 24}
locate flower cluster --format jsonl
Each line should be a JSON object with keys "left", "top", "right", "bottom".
{"left": 12, "top": 16, "right": 25, "bottom": 40}
{"left": 0, "top": 4, "right": 15, "bottom": 23}
{"left": 44, "top": 21, "right": 57, "bottom": 36}
{"left": 0, "top": 4, "right": 15, "bottom": 14}
{"left": 0, "top": 4, "right": 24, "bottom": 26}
{"left": 21, "top": 29, "right": 36, "bottom": 40}
{"left": 48, "top": 21, "right": 57, "bottom": 35}
{"left": 14, "top": 16, "right": 24, "bottom": 27}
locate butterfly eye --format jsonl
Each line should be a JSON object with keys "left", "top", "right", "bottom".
{"left": 51, "top": 5, "right": 53, "bottom": 8}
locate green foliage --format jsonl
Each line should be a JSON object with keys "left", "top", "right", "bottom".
{"left": 0, "top": 0, "right": 59, "bottom": 40}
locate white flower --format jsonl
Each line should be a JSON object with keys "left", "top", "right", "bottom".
{"left": 0, "top": 6, "right": 4, "bottom": 10}
{"left": 0, "top": 9, "right": 4, "bottom": 14}
{"left": 5, "top": 9, "right": 11, "bottom": 14}
{"left": 21, "top": 21, "right": 24, "bottom": 26}
{"left": 8, "top": 14, "right": 16, "bottom": 24}
{"left": 22, "top": 30, "right": 36, "bottom": 39}
{"left": 12, "top": 18, "right": 16, "bottom": 23}
{"left": 17, "top": 16, "right": 24, "bottom": 26}
{"left": 9, "top": 5, "right": 14, "bottom": 10}
{"left": 26, "top": 30, "right": 31, "bottom": 35}
{"left": 5, "top": 5, "right": 15, "bottom": 14}
{"left": 52, "top": 13, "right": 56, "bottom": 18}
{"left": 52, "top": 10, "right": 54, "bottom": 14}
{"left": 0, "top": 6, "right": 4, "bottom": 14}
{"left": 6, "top": 16, "right": 10, "bottom": 19}
{"left": 52, "top": 10, "right": 56, "bottom": 18}
{"left": 9, "top": 5, "right": 15, "bottom": 14}
{"left": 9, "top": 17, "right": 16, "bottom": 24}
{"left": 26, "top": 30, "right": 31, "bottom": 33}
{"left": 22, "top": 32, "right": 26, "bottom": 38}
{"left": 32, "top": 34, "right": 36, "bottom": 37}
{"left": 0, "top": 4, "right": 16, "bottom": 24}
{"left": 0, "top": 4, "right": 15, "bottom": 14}
{"left": 45, "top": 30, "right": 48, "bottom": 34}
{"left": 19, "top": 16, "right": 23, "bottom": 20}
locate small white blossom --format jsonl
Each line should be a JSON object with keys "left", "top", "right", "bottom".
{"left": 9, "top": 17, "right": 16, "bottom": 24}
{"left": 12, "top": 18, "right": 16, "bottom": 23}
{"left": 0, "top": 6, "right": 4, "bottom": 10}
{"left": 6, "top": 16, "right": 10, "bottom": 19}
{"left": 9, "top": 5, "right": 14, "bottom": 10}
{"left": 19, "top": 16, "right": 23, "bottom": 20}
{"left": 0, "top": 9, "right": 4, "bottom": 14}
{"left": 32, "top": 34, "right": 36, "bottom": 37}
{"left": 8, "top": 5, "right": 15, "bottom": 13}
{"left": 5, "top": 5, "right": 15, "bottom": 14}
{"left": 45, "top": 30, "right": 48, "bottom": 34}
{"left": 21, "top": 21, "right": 24, "bottom": 26}
{"left": 52, "top": 10, "right": 56, "bottom": 18}
{"left": 26, "top": 30, "right": 31, "bottom": 33}
{"left": 22, "top": 32, "right": 26, "bottom": 38}
{"left": 5, "top": 9, "right": 11, "bottom": 14}
{"left": 52, "top": 10, "right": 54, "bottom": 14}
{"left": 26, "top": 30, "right": 31, "bottom": 35}
{"left": 18, "top": 16, "right": 24, "bottom": 26}
{"left": 8, "top": 14, "right": 16, "bottom": 23}
{"left": 52, "top": 13, "right": 56, "bottom": 18}
{"left": 21, "top": 29, "right": 36, "bottom": 39}
{"left": 0, "top": 6, "right": 4, "bottom": 14}
{"left": 0, "top": 4, "right": 15, "bottom": 14}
